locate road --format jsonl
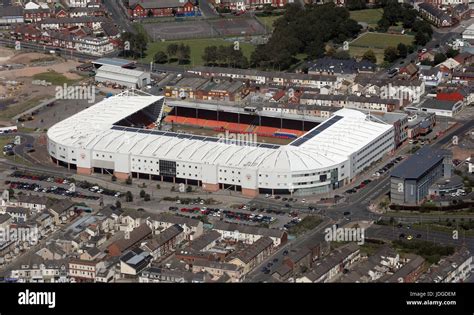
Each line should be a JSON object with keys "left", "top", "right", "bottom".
{"left": 102, "top": 0, "right": 135, "bottom": 34}
{"left": 366, "top": 224, "right": 474, "bottom": 253}
{"left": 198, "top": 0, "right": 219, "bottom": 18}
{"left": 244, "top": 218, "right": 335, "bottom": 282}
{"left": 243, "top": 117, "right": 473, "bottom": 280}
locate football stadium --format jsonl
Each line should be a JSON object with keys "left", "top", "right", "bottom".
{"left": 47, "top": 90, "right": 395, "bottom": 197}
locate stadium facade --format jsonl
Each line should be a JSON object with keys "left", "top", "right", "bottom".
{"left": 47, "top": 91, "right": 395, "bottom": 197}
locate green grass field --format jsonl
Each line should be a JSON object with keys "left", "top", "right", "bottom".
{"left": 144, "top": 38, "right": 256, "bottom": 66}
{"left": 349, "top": 9, "right": 383, "bottom": 27}
{"left": 349, "top": 46, "right": 385, "bottom": 64}
{"left": 351, "top": 32, "right": 414, "bottom": 49}
{"left": 256, "top": 15, "right": 281, "bottom": 31}
{"left": 0, "top": 95, "right": 49, "bottom": 120}
{"left": 32, "top": 70, "right": 79, "bottom": 85}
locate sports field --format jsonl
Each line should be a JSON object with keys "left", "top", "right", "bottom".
{"left": 144, "top": 38, "right": 256, "bottom": 65}
{"left": 349, "top": 9, "right": 383, "bottom": 27}
{"left": 350, "top": 32, "right": 414, "bottom": 49}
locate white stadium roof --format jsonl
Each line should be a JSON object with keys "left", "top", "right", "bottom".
{"left": 48, "top": 91, "right": 393, "bottom": 173}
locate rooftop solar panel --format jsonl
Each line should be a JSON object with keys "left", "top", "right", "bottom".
{"left": 290, "top": 115, "right": 343, "bottom": 147}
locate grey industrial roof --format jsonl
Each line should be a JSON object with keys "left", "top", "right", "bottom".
{"left": 93, "top": 58, "right": 135, "bottom": 68}
{"left": 422, "top": 99, "right": 460, "bottom": 111}
{"left": 391, "top": 147, "right": 449, "bottom": 180}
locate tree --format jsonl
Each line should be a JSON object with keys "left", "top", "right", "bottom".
{"left": 202, "top": 45, "right": 218, "bottom": 65}
{"left": 397, "top": 43, "right": 407, "bottom": 58}
{"left": 377, "top": 17, "right": 391, "bottom": 32}
{"left": 384, "top": 46, "right": 399, "bottom": 63}
{"left": 332, "top": 50, "right": 351, "bottom": 60}
{"left": 156, "top": 184, "right": 161, "bottom": 189}
{"left": 120, "top": 32, "right": 148, "bottom": 59}
{"left": 362, "top": 50, "right": 377, "bottom": 64}
{"left": 125, "top": 177, "right": 132, "bottom": 185}
{"left": 153, "top": 51, "right": 168, "bottom": 64}
{"left": 434, "top": 53, "right": 447, "bottom": 65}
{"left": 125, "top": 191, "right": 133, "bottom": 202}
{"left": 176, "top": 44, "right": 191, "bottom": 64}
{"left": 446, "top": 48, "right": 459, "bottom": 58}
{"left": 140, "top": 189, "right": 146, "bottom": 198}
{"left": 167, "top": 44, "right": 179, "bottom": 59}
{"left": 415, "top": 31, "right": 429, "bottom": 46}
{"left": 115, "top": 200, "right": 122, "bottom": 208}
{"left": 144, "top": 194, "right": 151, "bottom": 201}
{"left": 345, "top": 0, "right": 366, "bottom": 10}
{"left": 249, "top": 3, "right": 361, "bottom": 70}
{"left": 111, "top": 175, "right": 117, "bottom": 182}
{"left": 325, "top": 46, "right": 336, "bottom": 57}
{"left": 186, "top": 186, "right": 192, "bottom": 193}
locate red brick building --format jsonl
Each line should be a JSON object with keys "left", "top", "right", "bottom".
{"left": 128, "top": 0, "right": 195, "bottom": 18}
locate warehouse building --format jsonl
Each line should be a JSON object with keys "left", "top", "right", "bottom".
{"left": 95, "top": 65, "right": 150, "bottom": 89}
{"left": 390, "top": 147, "right": 452, "bottom": 205}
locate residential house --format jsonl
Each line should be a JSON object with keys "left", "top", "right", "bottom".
{"left": 418, "top": 3, "right": 453, "bottom": 28}
{"left": 398, "top": 63, "right": 419, "bottom": 80}
{"left": 127, "top": 0, "right": 196, "bottom": 18}
{"left": 296, "top": 243, "right": 361, "bottom": 283}
{"left": 80, "top": 247, "right": 103, "bottom": 261}
{"left": 195, "top": 79, "right": 247, "bottom": 102}
{"left": 0, "top": 213, "right": 12, "bottom": 229}
{"left": 418, "top": 249, "right": 473, "bottom": 283}
{"left": 212, "top": 221, "right": 287, "bottom": 246}
{"left": 140, "top": 224, "right": 184, "bottom": 259}
{"left": 138, "top": 266, "right": 205, "bottom": 283}
{"left": 419, "top": 66, "right": 444, "bottom": 87}
{"left": 384, "top": 254, "right": 425, "bottom": 283}
{"left": 228, "top": 236, "right": 274, "bottom": 274}
{"left": 192, "top": 260, "right": 243, "bottom": 282}
{"left": 48, "top": 199, "right": 75, "bottom": 225}
{"left": 0, "top": 6, "right": 24, "bottom": 24}
{"left": 147, "top": 213, "right": 203, "bottom": 240}
{"left": 184, "top": 230, "right": 221, "bottom": 253}
{"left": 120, "top": 247, "right": 153, "bottom": 277}
{"left": 107, "top": 223, "right": 152, "bottom": 256}
{"left": 4, "top": 207, "right": 30, "bottom": 223}
{"left": 11, "top": 194, "right": 48, "bottom": 212}
{"left": 35, "top": 242, "right": 67, "bottom": 260}
{"left": 68, "top": 259, "right": 105, "bottom": 282}
{"left": 10, "top": 256, "right": 69, "bottom": 283}
{"left": 307, "top": 57, "right": 376, "bottom": 76}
